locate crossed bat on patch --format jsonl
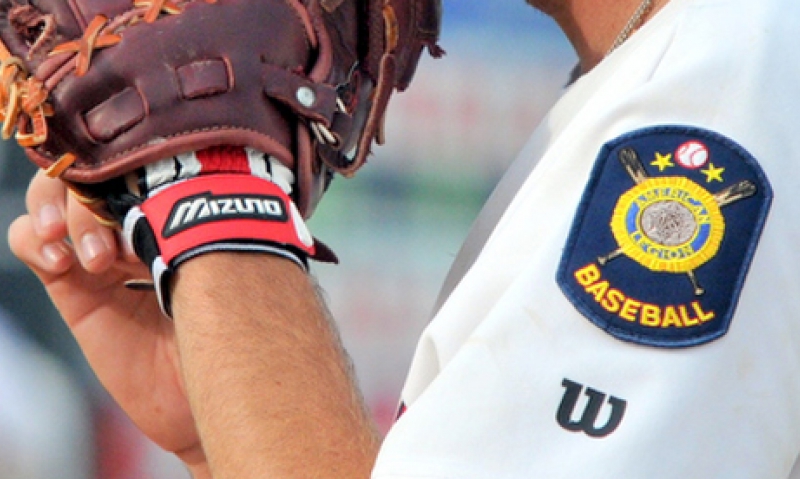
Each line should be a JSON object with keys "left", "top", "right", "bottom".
{"left": 597, "top": 147, "right": 756, "bottom": 296}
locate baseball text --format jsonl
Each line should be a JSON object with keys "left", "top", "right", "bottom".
{"left": 574, "top": 263, "right": 716, "bottom": 328}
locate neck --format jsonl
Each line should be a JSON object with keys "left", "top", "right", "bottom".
{"left": 547, "top": 0, "right": 669, "bottom": 74}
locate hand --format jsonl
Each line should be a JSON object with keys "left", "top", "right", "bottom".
{"left": 8, "top": 170, "right": 208, "bottom": 475}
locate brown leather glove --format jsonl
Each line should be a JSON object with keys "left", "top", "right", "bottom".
{"left": 0, "top": 0, "right": 441, "bottom": 314}
{"left": 0, "top": 0, "right": 441, "bottom": 216}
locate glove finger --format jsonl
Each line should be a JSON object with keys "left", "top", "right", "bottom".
{"left": 24, "top": 169, "right": 69, "bottom": 242}
{"left": 8, "top": 214, "right": 75, "bottom": 280}
{"left": 65, "top": 189, "right": 119, "bottom": 274}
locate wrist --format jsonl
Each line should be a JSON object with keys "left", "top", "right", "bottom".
{"left": 115, "top": 146, "right": 330, "bottom": 316}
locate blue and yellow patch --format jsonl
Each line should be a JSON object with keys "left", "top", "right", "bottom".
{"left": 557, "top": 126, "right": 772, "bottom": 348}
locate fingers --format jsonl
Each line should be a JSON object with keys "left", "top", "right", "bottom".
{"left": 8, "top": 214, "right": 75, "bottom": 281}
{"left": 25, "top": 169, "right": 68, "bottom": 242}
{"left": 22, "top": 170, "right": 119, "bottom": 273}
{"left": 65, "top": 189, "right": 119, "bottom": 272}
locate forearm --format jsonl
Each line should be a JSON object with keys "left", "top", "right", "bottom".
{"left": 171, "top": 253, "right": 379, "bottom": 478}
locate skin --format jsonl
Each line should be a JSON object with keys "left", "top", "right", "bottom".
{"left": 8, "top": 1, "right": 672, "bottom": 477}
{"left": 9, "top": 171, "right": 379, "bottom": 478}
{"left": 8, "top": 171, "right": 210, "bottom": 476}
{"left": 171, "top": 254, "right": 379, "bottom": 478}
{"left": 527, "top": 0, "right": 671, "bottom": 74}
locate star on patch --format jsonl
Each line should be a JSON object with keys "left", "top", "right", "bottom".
{"left": 650, "top": 152, "right": 674, "bottom": 171}
{"left": 701, "top": 163, "right": 725, "bottom": 182}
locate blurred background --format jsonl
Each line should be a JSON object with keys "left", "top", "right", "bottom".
{"left": 0, "top": 1, "right": 574, "bottom": 477}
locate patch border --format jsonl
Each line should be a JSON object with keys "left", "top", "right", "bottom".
{"left": 557, "top": 125, "right": 773, "bottom": 348}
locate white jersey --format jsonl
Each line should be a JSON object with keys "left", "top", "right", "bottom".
{"left": 373, "top": 0, "right": 800, "bottom": 477}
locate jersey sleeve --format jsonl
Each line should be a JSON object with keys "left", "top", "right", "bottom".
{"left": 373, "top": 0, "right": 800, "bottom": 477}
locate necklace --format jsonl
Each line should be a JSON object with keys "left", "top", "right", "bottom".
{"left": 607, "top": 0, "right": 655, "bottom": 56}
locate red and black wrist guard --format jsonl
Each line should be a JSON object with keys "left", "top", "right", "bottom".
{"left": 117, "top": 147, "right": 328, "bottom": 317}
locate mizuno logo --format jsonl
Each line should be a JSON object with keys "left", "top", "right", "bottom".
{"left": 163, "top": 192, "right": 288, "bottom": 237}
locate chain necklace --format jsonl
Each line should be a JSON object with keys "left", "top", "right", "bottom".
{"left": 607, "top": 0, "right": 655, "bottom": 56}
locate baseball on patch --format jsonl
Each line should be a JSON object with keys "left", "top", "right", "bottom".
{"left": 675, "top": 140, "right": 709, "bottom": 169}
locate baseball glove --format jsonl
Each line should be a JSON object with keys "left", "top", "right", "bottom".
{"left": 0, "top": 0, "right": 441, "bottom": 313}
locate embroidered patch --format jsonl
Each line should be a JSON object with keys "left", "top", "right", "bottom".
{"left": 557, "top": 126, "right": 772, "bottom": 348}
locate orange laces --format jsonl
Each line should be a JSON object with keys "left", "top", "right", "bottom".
{"left": 0, "top": 56, "right": 69, "bottom": 177}
{"left": 133, "top": 0, "right": 217, "bottom": 23}
{"left": 48, "top": 0, "right": 219, "bottom": 77}
{"left": 43, "top": 152, "right": 76, "bottom": 177}
{"left": 0, "top": 57, "right": 52, "bottom": 147}
{"left": 49, "top": 15, "right": 122, "bottom": 76}
{"left": 0, "top": 0, "right": 219, "bottom": 178}
{"left": 134, "top": 0, "right": 184, "bottom": 23}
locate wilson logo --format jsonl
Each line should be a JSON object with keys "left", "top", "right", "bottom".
{"left": 556, "top": 379, "right": 627, "bottom": 438}
{"left": 163, "top": 192, "right": 288, "bottom": 237}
